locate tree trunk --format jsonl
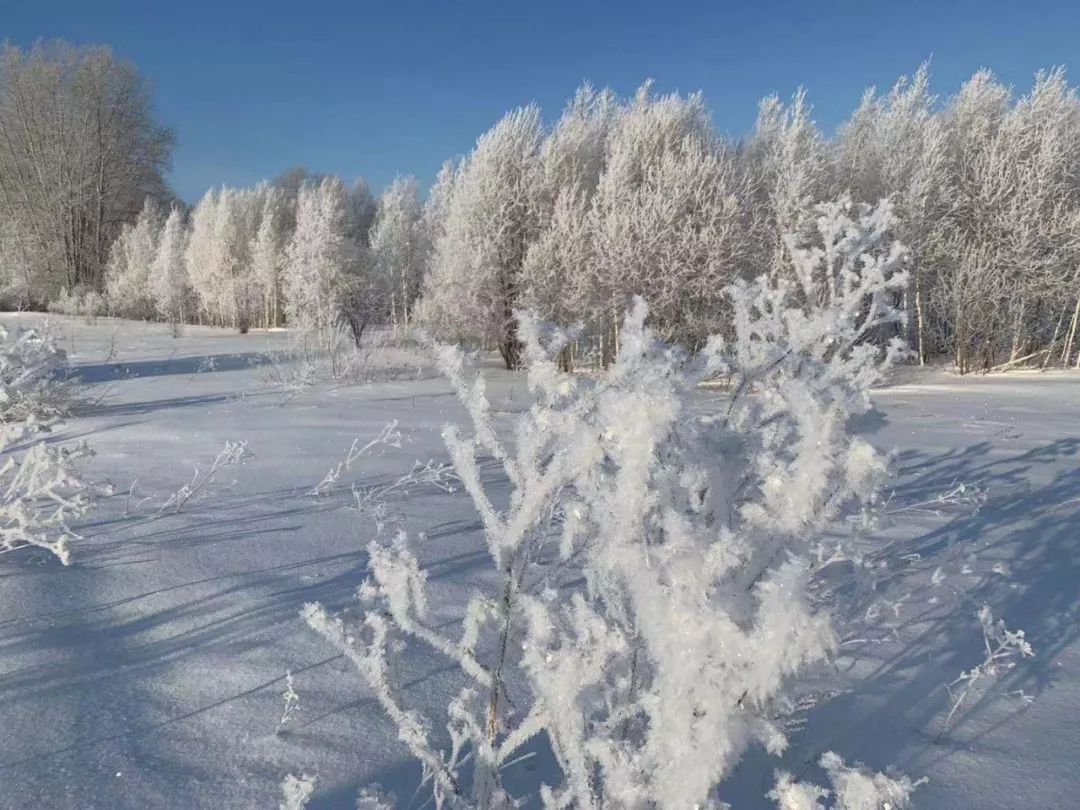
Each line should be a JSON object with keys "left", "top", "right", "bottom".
{"left": 499, "top": 295, "right": 523, "bottom": 369}
{"left": 1061, "top": 295, "right": 1080, "bottom": 368}
{"left": 914, "top": 284, "right": 927, "bottom": 365}
{"left": 498, "top": 333, "right": 522, "bottom": 370}
{"left": 557, "top": 344, "right": 573, "bottom": 373}
{"left": 1042, "top": 307, "right": 1066, "bottom": 370}
{"left": 1009, "top": 298, "right": 1026, "bottom": 362}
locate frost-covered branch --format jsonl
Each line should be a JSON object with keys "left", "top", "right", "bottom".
{"left": 939, "top": 606, "right": 1034, "bottom": 739}
{"left": 276, "top": 670, "right": 300, "bottom": 735}
{"left": 769, "top": 752, "right": 922, "bottom": 809}
{"left": 0, "top": 322, "right": 72, "bottom": 424}
{"left": 310, "top": 421, "right": 402, "bottom": 496}
{"left": 0, "top": 424, "right": 93, "bottom": 565}
{"left": 279, "top": 773, "right": 315, "bottom": 810}
{"left": 159, "top": 440, "right": 252, "bottom": 514}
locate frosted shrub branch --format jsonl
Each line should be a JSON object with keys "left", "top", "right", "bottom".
{"left": 310, "top": 421, "right": 402, "bottom": 496}
{"left": 770, "top": 752, "right": 922, "bottom": 810}
{"left": 0, "top": 424, "right": 93, "bottom": 565}
{"left": 159, "top": 440, "right": 252, "bottom": 514}
{"left": 939, "top": 606, "right": 1034, "bottom": 739}
{"left": 350, "top": 459, "right": 458, "bottom": 519}
{"left": 305, "top": 199, "right": 913, "bottom": 808}
{"left": 279, "top": 773, "right": 315, "bottom": 810}
{"left": 0, "top": 323, "right": 73, "bottom": 424}
{"left": 277, "top": 670, "right": 300, "bottom": 735}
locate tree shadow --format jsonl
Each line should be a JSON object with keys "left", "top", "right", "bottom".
{"left": 70, "top": 351, "right": 277, "bottom": 384}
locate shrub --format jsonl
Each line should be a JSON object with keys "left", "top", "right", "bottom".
{"left": 305, "top": 199, "right": 912, "bottom": 808}
{"left": 0, "top": 321, "right": 73, "bottom": 423}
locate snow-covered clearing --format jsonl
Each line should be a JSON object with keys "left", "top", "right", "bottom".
{"left": 0, "top": 313, "right": 1077, "bottom": 809}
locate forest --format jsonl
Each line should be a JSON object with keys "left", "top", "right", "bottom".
{"left": 5, "top": 42, "right": 1080, "bottom": 373}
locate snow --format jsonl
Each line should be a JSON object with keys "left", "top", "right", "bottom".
{"left": 0, "top": 313, "right": 1078, "bottom": 808}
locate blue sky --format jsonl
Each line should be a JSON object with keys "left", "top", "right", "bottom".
{"left": 3, "top": 0, "right": 1078, "bottom": 203}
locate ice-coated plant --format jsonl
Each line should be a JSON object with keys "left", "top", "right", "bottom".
{"left": 0, "top": 322, "right": 72, "bottom": 423}
{"left": 939, "top": 605, "right": 1035, "bottom": 739}
{"left": 310, "top": 423, "right": 401, "bottom": 496}
{"left": 279, "top": 773, "right": 315, "bottom": 810}
{"left": 277, "top": 670, "right": 300, "bottom": 735}
{"left": 769, "top": 752, "right": 921, "bottom": 810}
{"left": 0, "top": 423, "right": 93, "bottom": 565}
{"left": 159, "top": 440, "right": 252, "bottom": 514}
{"left": 304, "top": 198, "right": 909, "bottom": 808}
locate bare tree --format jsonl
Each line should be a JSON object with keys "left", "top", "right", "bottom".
{"left": 0, "top": 41, "right": 174, "bottom": 305}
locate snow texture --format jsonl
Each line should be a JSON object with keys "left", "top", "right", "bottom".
{"left": 0, "top": 311, "right": 1075, "bottom": 808}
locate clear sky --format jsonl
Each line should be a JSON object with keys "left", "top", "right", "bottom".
{"left": 3, "top": 0, "right": 1079, "bottom": 203}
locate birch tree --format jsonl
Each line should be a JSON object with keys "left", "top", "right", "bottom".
{"left": 370, "top": 176, "right": 425, "bottom": 332}
{"left": 520, "top": 84, "right": 618, "bottom": 356}
{"left": 283, "top": 176, "right": 355, "bottom": 341}
{"left": 837, "top": 64, "right": 950, "bottom": 362}
{"left": 420, "top": 106, "right": 544, "bottom": 368}
{"left": 748, "top": 88, "right": 833, "bottom": 277}
{"left": 105, "top": 197, "right": 164, "bottom": 319}
{"left": 586, "top": 83, "right": 732, "bottom": 360}
{"left": 0, "top": 41, "right": 174, "bottom": 301}
{"left": 250, "top": 185, "right": 289, "bottom": 328}
{"left": 151, "top": 207, "right": 190, "bottom": 329}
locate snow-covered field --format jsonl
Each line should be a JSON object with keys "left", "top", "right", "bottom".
{"left": 0, "top": 313, "right": 1077, "bottom": 809}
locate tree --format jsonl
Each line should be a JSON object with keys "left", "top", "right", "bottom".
{"left": 230, "top": 185, "right": 267, "bottom": 332}
{"left": 420, "top": 106, "right": 544, "bottom": 368}
{"left": 283, "top": 176, "right": 355, "bottom": 341}
{"left": 520, "top": 84, "right": 618, "bottom": 365}
{"left": 537, "top": 83, "right": 618, "bottom": 203}
{"left": 836, "top": 64, "right": 950, "bottom": 362}
{"left": 347, "top": 178, "right": 378, "bottom": 247}
{"left": 105, "top": 197, "right": 164, "bottom": 319}
{"left": 931, "top": 69, "right": 1013, "bottom": 372}
{"left": 184, "top": 186, "right": 263, "bottom": 330}
{"left": 929, "top": 68, "right": 1080, "bottom": 371}
{"left": 520, "top": 186, "right": 593, "bottom": 343}
{"left": 151, "top": 207, "right": 190, "bottom": 329}
{"left": 0, "top": 41, "right": 174, "bottom": 302}
{"left": 747, "top": 88, "right": 833, "bottom": 278}
{"left": 184, "top": 189, "right": 221, "bottom": 324}
{"left": 585, "top": 82, "right": 730, "bottom": 361}
{"left": 592, "top": 138, "right": 755, "bottom": 348}
{"left": 370, "top": 176, "right": 425, "bottom": 332}
{"left": 250, "top": 186, "right": 289, "bottom": 328}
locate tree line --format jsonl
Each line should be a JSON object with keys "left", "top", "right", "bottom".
{"left": 4, "top": 40, "right": 1080, "bottom": 372}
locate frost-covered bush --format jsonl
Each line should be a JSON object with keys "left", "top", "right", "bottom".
{"left": 769, "top": 752, "right": 921, "bottom": 810}
{"left": 44, "top": 290, "right": 77, "bottom": 316}
{"left": 0, "top": 423, "right": 92, "bottom": 565}
{"left": 46, "top": 287, "right": 107, "bottom": 320}
{"left": 279, "top": 773, "right": 315, "bottom": 810}
{"left": 259, "top": 325, "right": 432, "bottom": 395}
{"left": 305, "top": 199, "right": 909, "bottom": 808}
{"left": 0, "top": 322, "right": 72, "bottom": 423}
{"left": 939, "top": 606, "right": 1034, "bottom": 738}
{"left": 159, "top": 440, "right": 252, "bottom": 514}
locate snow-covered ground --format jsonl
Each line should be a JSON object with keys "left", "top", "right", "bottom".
{"left": 0, "top": 313, "right": 1077, "bottom": 809}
